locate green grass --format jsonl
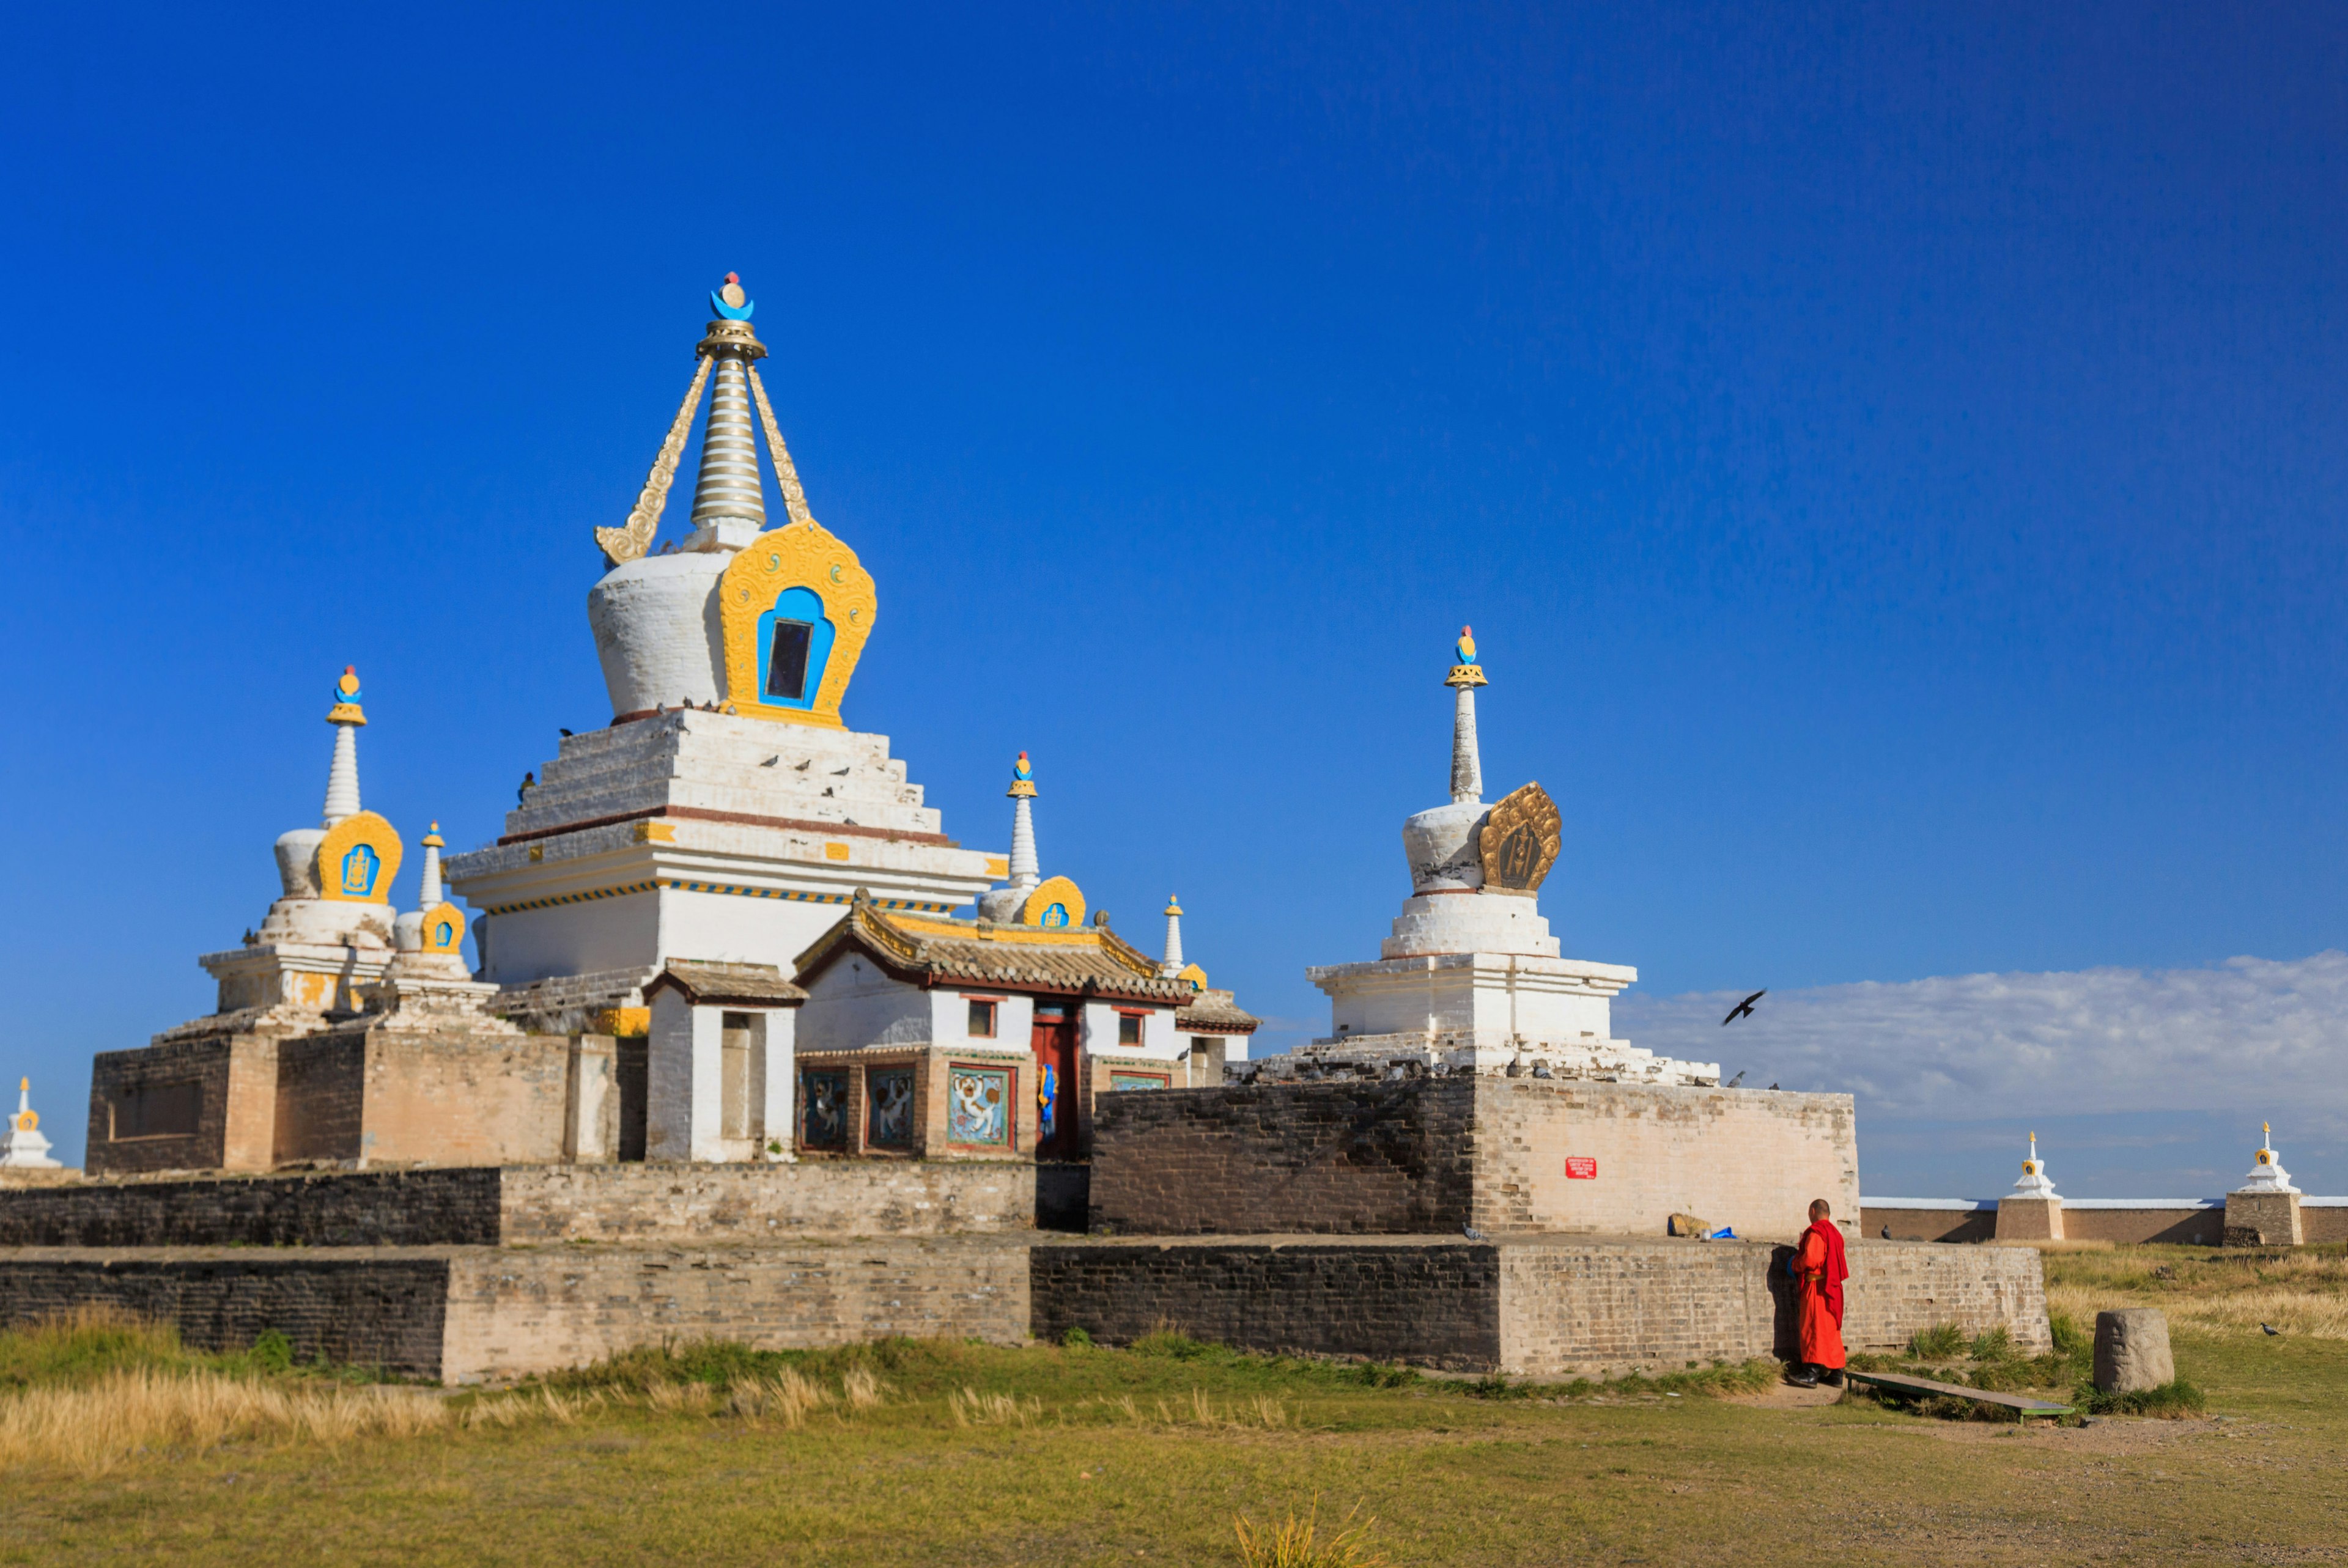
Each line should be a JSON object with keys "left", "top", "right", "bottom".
{"left": 1, "top": 1249, "right": 2342, "bottom": 1564}
{"left": 0, "top": 1306, "right": 392, "bottom": 1391}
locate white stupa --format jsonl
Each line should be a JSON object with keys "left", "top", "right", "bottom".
{"left": 0, "top": 1080, "right": 59, "bottom": 1169}
{"left": 197, "top": 668, "right": 404, "bottom": 1018}
{"left": 1266, "top": 629, "right": 1718, "bottom": 1084}
{"left": 2237, "top": 1122, "right": 2298, "bottom": 1194}
{"left": 445, "top": 275, "right": 1001, "bottom": 1028}
{"left": 2009, "top": 1132, "right": 2059, "bottom": 1199}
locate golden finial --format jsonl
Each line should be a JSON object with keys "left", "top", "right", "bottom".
{"left": 327, "top": 664, "right": 367, "bottom": 726}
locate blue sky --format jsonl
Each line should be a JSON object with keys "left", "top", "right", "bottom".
{"left": 4, "top": 4, "right": 2344, "bottom": 1189}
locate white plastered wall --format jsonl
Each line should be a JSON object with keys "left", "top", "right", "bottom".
{"left": 796, "top": 958, "right": 936, "bottom": 1052}
{"left": 485, "top": 893, "right": 660, "bottom": 986}
{"left": 1079, "top": 1001, "right": 1184, "bottom": 1066}
{"left": 1322, "top": 956, "right": 1620, "bottom": 1043}
{"left": 648, "top": 992, "right": 797, "bottom": 1161}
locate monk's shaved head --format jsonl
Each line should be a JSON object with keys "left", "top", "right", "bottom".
{"left": 1809, "top": 1199, "right": 1831, "bottom": 1219}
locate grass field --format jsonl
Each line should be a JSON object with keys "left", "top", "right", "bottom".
{"left": 4, "top": 1244, "right": 2347, "bottom": 1566}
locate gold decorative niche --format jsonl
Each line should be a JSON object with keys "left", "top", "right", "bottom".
{"left": 316, "top": 812, "right": 404, "bottom": 904}
{"left": 718, "top": 520, "right": 879, "bottom": 728}
{"left": 1479, "top": 782, "right": 1561, "bottom": 895}
{"left": 1019, "top": 875, "right": 1087, "bottom": 930}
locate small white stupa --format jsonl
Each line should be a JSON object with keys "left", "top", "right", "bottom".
{"left": 1266, "top": 628, "right": 1718, "bottom": 1084}
{"left": 0, "top": 1079, "right": 61, "bottom": 1169}
{"left": 2237, "top": 1122, "right": 2298, "bottom": 1194}
{"left": 197, "top": 668, "right": 404, "bottom": 1018}
{"left": 2010, "top": 1132, "right": 2059, "bottom": 1199}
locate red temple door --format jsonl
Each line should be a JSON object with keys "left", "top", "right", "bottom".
{"left": 1031, "top": 1005, "right": 1080, "bottom": 1159}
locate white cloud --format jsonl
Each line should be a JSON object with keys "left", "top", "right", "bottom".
{"left": 1615, "top": 951, "right": 2348, "bottom": 1135}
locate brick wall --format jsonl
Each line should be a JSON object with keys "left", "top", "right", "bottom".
{"left": 1501, "top": 1238, "right": 2048, "bottom": 1376}
{"left": 1088, "top": 1080, "right": 1856, "bottom": 1240}
{"left": 1470, "top": 1080, "right": 1858, "bottom": 1239}
{"left": 1030, "top": 1234, "right": 2048, "bottom": 1377}
{"left": 439, "top": 1237, "right": 1033, "bottom": 1383}
{"left": 355, "top": 1028, "right": 570, "bottom": 1166}
{"left": 0, "top": 1161, "right": 1055, "bottom": 1248}
{"left": 1863, "top": 1205, "right": 1997, "bottom": 1243}
{"left": 275, "top": 1033, "right": 368, "bottom": 1163}
{"left": 1864, "top": 1203, "right": 2235, "bottom": 1247}
{"left": 0, "top": 1249, "right": 452, "bottom": 1375}
{"left": 85, "top": 1037, "right": 240, "bottom": 1176}
{"left": 1030, "top": 1239, "right": 1503, "bottom": 1371}
{"left": 0, "top": 1169, "right": 506, "bottom": 1247}
{"left": 1088, "top": 1081, "right": 1478, "bottom": 1235}
{"left": 497, "top": 1161, "right": 1046, "bottom": 1242}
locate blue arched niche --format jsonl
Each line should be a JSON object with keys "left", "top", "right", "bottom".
{"left": 756, "top": 585, "right": 837, "bottom": 710}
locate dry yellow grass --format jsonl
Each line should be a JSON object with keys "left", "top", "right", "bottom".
{"left": 0, "top": 1369, "right": 449, "bottom": 1474}
{"left": 1233, "top": 1498, "right": 1386, "bottom": 1568}
{"left": 2043, "top": 1244, "right": 2348, "bottom": 1338}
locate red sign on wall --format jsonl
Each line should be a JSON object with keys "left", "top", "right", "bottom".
{"left": 1564, "top": 1157, "right": 1598, "bottom": 1180}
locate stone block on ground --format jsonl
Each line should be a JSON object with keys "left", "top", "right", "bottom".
{"left": 2093, "top": 1308, "right": 2174, "bottom": 1393}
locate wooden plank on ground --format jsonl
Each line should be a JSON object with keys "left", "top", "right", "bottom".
{"left": 1845, "top": 1369, "right": 2073, "bottom": 1416}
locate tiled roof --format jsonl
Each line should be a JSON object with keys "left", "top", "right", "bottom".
{"left": 644, "top": 959, "right": 808, "bottom": 1007}
{"left": 795, "top": 895, "right": 1195, "bottom": 1005}
{"left": 1175, "top": 987, "right": 1260, "bottom": 1034}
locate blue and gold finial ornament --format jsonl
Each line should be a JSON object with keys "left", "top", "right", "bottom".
{"left": 1445, "top": 624, "right": 1487, "bottom": 690}
{"left": 711, "top": 271, "right": 755, "bottom": 321}
{"left": 327, "top": 665, "right": 367, "bottom": 726}
{"left": 1008, "top": 751, "right": 1038, "bottom": 799}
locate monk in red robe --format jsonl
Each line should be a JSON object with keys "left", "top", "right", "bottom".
{"left": 1786, "top": 1198, "right": 1849, "bottom": 1387}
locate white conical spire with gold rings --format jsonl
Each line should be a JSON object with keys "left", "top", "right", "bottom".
{"left": 686, "top": 273, "right": 769, "bottom": 550}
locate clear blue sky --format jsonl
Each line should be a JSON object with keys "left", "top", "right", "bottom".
{"left": 4, "top": 5, "right": 2344, "bottom": 1179}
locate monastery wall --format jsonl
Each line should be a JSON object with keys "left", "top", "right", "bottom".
{"left": 1862, "top": 1199, "right": 2346, "bottom": 1248}
{"left": 1087, "top": 1080, "right": 1856, "bottom": 1240}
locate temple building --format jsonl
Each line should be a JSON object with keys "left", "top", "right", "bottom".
{"left": 81, "top": 274, "right": 1253, "bottom": 1175}
{"left": 1257, "top": 629, "right": 1716, "bottom": 1086}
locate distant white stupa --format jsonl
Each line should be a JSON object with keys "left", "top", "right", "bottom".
{"left": 2009, "top": 1132, "right": 2059, "bottom": 1199}
{"left": 0, "top": 1079, "right": 60, "bottom": 1168}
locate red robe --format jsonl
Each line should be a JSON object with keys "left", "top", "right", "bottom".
{"left": 1794, "top": 1219, "right": 1848, "bottom": 1370}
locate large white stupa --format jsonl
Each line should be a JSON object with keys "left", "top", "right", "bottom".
{"left": 1263, "top": 629, "right": 1718, "bottom": 1084}
{"left": 445, "top": 276, "right": 1002, "bottom": 1031}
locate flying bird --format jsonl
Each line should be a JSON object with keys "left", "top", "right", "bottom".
{"left": 1721, "top": 990, "right": 1767, "bottom": 1026}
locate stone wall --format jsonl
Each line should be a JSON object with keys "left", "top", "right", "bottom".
{"left": 1030, "top": 1235, "right": 2049, "bottom": 1377}
{"left": 84, "top": 1036, "right": 250, "bottom": 1176}
{"left": 497, "top": 1161, "right": 1046, "bottom": 1243}
{"left": 1030, "top": 1238, "right": 1502, "bottom": 1371}
{"left": 440, "top": 1237, "right": 1032, "bottom": 1383}
{"left": 353, "top": 1028, "right": 571, "bottom": 1166}
{"left": 1469, "top": 1080, "right": 1858, "bottom": 1239}
{"left": 1087, "top": 1081, "right": 1479, "bottom": 1235}
{"left": 0, "top": 1248, "right": 452, "bottom": 1375}
{"left": 273, "top": 1033, "right": 368, "bottom": 1163}
{"left": 0, "top": 1161, "right": 1055, "bottom": 1248}
{"left": 0, "top": 1169, "right": 506, "bottom": 1248}
{"left": 1087, "top": 1080, "right": 1857, "bottom": 1240}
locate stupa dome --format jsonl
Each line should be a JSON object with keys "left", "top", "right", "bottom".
{"left": 588, "top": 551, "right": 729, "bottom": 715}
